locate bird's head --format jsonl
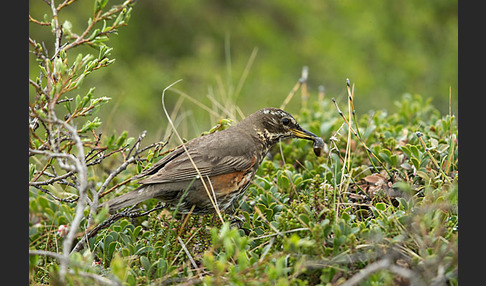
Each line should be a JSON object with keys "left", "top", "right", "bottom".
{"left": 246, "top": 107, "right": 319, "bottom": 145}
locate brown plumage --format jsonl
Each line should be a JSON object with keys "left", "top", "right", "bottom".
{"left": 101, "top": 107, "right": 320, "bottom": 215}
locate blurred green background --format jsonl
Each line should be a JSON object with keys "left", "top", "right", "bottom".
{"left": 29, "top": 0, "right": 457, "bottom": 143}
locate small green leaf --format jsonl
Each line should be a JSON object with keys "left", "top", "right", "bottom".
{"left": 29, "top": 164, "right": 36, "bottom": 181}
{"left": 110, "top": 253, "right": 127, "bottom": 281}
{"left": 416, "top": 170, "right": 430, "bottom": 182}
{"left": 400, "top": 145, "right": 412, "bottom": 159}
{"left": 410, "top": 144, "right": 420, "bottom": 159}
{"left": 375, "top": 202, "right": 386, "bottom": 211}
{"left": 116, "top": 131, "right": 128, "bottom": 147}
{"left": 140, "top": 256, "right": 151, "bottom": 272}
{"left": 75, "top": 94, "right": 82, "bottom": 110}
{"left": 62, "top": 20, "right": 72, "bottom": 33}
{"left": 155, "top": 258, "right": 168, "bottom": 277}
{"left": 29, "top": 254, "right": 40, "bottom": 273}
{"left": 79, "top": 117, "right": 101, "bottom": 133}
{"left": 53, "top": 57, "right": 67, "bottom": 75}
{"left": 410, "top": 157, "right": 420, "bottom": 170}
{"left": 94, "top": 0, "right": 109, "bottom": 14}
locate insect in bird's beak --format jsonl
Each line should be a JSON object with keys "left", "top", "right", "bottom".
{"left": 312, "top": 137, "right": 325, "bottom": 156}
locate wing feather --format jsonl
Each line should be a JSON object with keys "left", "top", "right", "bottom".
{"left": 136, "top": 129, "right": 258, "bottom": 185}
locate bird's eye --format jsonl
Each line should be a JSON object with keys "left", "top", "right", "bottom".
{"left": 282, "top": 118, "right": 290, "bottom": 126}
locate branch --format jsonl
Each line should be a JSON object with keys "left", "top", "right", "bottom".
{"left": 32, "top": 185, "right": 79, "bottom": 203}
{"left": 30, "top": 170, "right": 74, "bottom": 187}
{"left": 341, "top": 257, "right": 424, "bottom": 286}
{"left": 49, "top": 0, "right": 63, "bottom": 59}
{"left": 56, "top": 0, "right": 77, "bottom": 11}
{"left": 29, "top": 249, "right": 67, "bottom": 263}
{"left": 47, "top": 119, "right": 88, "bottom": 283}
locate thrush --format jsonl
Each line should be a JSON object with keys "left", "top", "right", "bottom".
{"left": 101, "top": 107, "right": 321, "bottom": 215}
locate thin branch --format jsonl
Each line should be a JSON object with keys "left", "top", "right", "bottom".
{"left": 29, "top": 14, "right": 51, "bottom": 26}
{"left": 41, "top": 118, "right": 89, "bottom": 283}
{"left": 99, "top": 178, "right": 131, "bottom": 198}
{"left": 29, "top": 37, "right": 49, "bottom": 62}
{"left": 96, "top": 157, "right": 136, "bottom": 196}
{"left": 341, "top": 257, "right": 424, "bottom": 286}
{"left": 29, "top": 249, "right": 67, "bottom": 262}
{"left": 50, "top": 0, "right": 63, "bottom": 59}
{"left": 126, "top": 130, "right": 147, "bottom": 159}
{"left": 177, "top": 236, "right": 202, "bottom": 279}
{"left": 32, "top": 185, "right": 79, "bottom": 203}
{"left": 62, "top": 0, "right": 134, "bottom": 52}
{"left": 56, "top": 0, "right": 77, "bottom": 11}
{"left": 30, "top": 170, "right": 74, "bottom": 186}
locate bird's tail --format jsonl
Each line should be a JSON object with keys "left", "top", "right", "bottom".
{"left": 99, "top": 185, "right": 160, "bottom": 213}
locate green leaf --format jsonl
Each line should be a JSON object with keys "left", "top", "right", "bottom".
{"left": 131, "top": 226, "right": 143, "bottom": 240}
{"left": 389, "top": 154, "right": 398, "bottom": 167}
{"left": 94, "top": 0, "right": 109, "bottom": 13}
{"left": 410, "top": 157, "right": 420, "bottom": 170}
{"left": 400, "top": 145, "right": 412, "bottom": 159}
{"left": 410, "top": 144, "right": 421, "bottom": 159}
{"left": 140, "top": 256, "right": 151, "bottom": 273}
{"left": 29, "top": 254, "right": 39, "bottom": 273}
{"left": 79, "top": 117, "right": 101, "bottom": 133}
{"left": 299, "top": 214, "right": 310, "bottom": 225}
{"left": 375, "top": 202, "right": 387, "bottom": 211}
{"left": 155, "top": 258, "right": 168, "bottom": 277}
{"left": 29, "top": 164, "right": 36, "bottom": 181}
{"left": 75, "top": 94, "right": 82, "bottom": 110}
{"left": 62, "top": 20, "right": 72, "bottom": 33}
{"left": 116, "top": 131, "right": 128, "bottom": 147}
{"left": 416, "top": 170, "right": 430, "bottom": 182}
{"left": 110, "top": 253, "right": 127, "bottom": 281}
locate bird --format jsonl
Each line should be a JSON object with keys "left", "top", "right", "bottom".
{"left": 100, "top": 107, "right": 321, "bottom": 215}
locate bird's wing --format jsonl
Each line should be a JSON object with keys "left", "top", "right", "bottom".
{"left": 135, "top": 130, "right": 257, "bottom": 185}
{"left": 132, "top": 145, "right": 185, "bottom": 180}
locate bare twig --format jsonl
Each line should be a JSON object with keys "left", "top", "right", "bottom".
{"left": 29, "top": 249, "right": 67, "bottom": 263}
{"left": 99, "top": 178, "right": 131, "bottom": 198}
{"left": 341, "top": 257, "right": 424, "bottom": 286}
{"left": 29, "top": 170, "right": 74, "bottom": 186}
{"left": 177, "top": 236, "right": 200, "bottom": 276}
{"left": 96, "top": 157, "right": 137, "bottom": 196}
{"left": 49, "top": 0, "right": 63, "bottom": 59}
{"left": 32, "top": 185, "right": 79, "bottom": 203}
{"left": 56, "top": 0, "right": 77, "bottom": 11}
{"left": 56, "top": 120, "right": 88, "bottom": 283}
{"left": 126, "top": 130, "right": 147, "bottom": 158}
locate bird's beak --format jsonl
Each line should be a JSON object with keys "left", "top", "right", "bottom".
{"left": 290, "top": 126, "right": 318, "bottom": 141}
